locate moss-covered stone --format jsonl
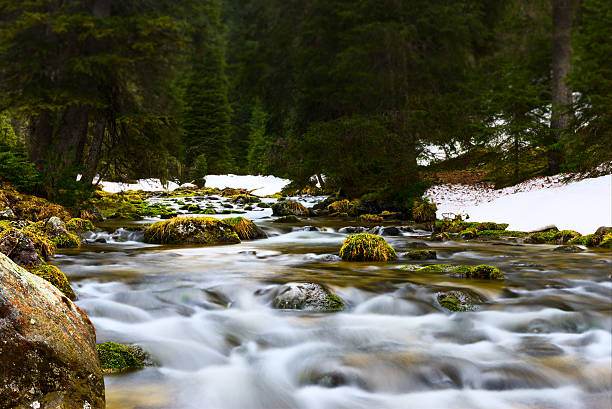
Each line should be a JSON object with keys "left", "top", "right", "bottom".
{"left": 404, "top": 250, "right": 437, "bottom": 260}
{"left": 272, "top": 283, "right": 344, "bottom": 312}
{"left": 24, "top": 220, "right": 80, "bottom": 249}
{"left": 273, "top": 215, "right": 301, "bottom": 223}
{"left": 66, "top": 218, "right": 95, "bottom": 232}
{"left": 525, "top": 229, "right": 581, "bottom": 244}
{"left": 87, "top": 189, "right": 172, "bottom": 219}
{"left": 357, "top": 214, "right": 383, "bottom": 223}
{"left": 600, "top": 233, "right": 612, "bottom": 249}
{"left": 26, "top": 264, "right": 76, "bottom": 300}
{"left": 459, "top": 227, "right": 479, "bottom": 239}
{"left": 224, "top": 217, "right": 267, "bottom": 240}
{"left": 412, "top": 200, "right": 437, "bottom": 222}
{"left": 328, "top": 200, "right": 350, "bottom": 214}
{"left": 431, "top": 232, "right": 450, "bottom": 241}
{"left": 272, "top": 200, "right": 309, "bottom": 217}
{"left": 231, "top": 194, "right": 260, "bottom": 204}
{"left": 143, "top": 217, "right": 241, "bottom": 245}
{"left": 466, "top": 264, "right": 504, "bottom": 280}
{"left": 339, "top": 233, "right": 397, "bottom": 262}
{"left": 96, "top": 342, "right": 151, "bottom": 374}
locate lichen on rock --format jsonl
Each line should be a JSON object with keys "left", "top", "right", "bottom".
{"left": 25, "top": 264, "right": 76, "bottom": 300}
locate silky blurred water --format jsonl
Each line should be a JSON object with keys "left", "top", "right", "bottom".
{"left": 52, "top": 196, "right": 612, "bottom": 409}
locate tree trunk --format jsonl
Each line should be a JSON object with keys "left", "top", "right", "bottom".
{"left": 548, "top": 0, "right": 573, "bottom": 175}
{"left": 81, "top": 118, "right": 106, "bottom": 187}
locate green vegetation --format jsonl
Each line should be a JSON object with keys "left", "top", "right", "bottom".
{"left": 357, "top": 214, "right": 383, "bottom": 224}
{"left": 405, "top": 250, "right": 437, "bottom": 260}
{"left": 25, "top": 264, "right": 76, "bottom": 300}
{"left": 96, "top": 342, "right": 150, "bottom": 374}
{"left": 87, "top": 190, "right": 172, "bottom": 220}
{"left": 339, "top": 234, "right": 397, "bottom": 262}
{"left": 412, "top": 200, "right": 437, "bottom": 223}
{"left": 273, "top": 215, "right": 301, "bottom": 223}
{"left": 409, "top": 264, "right": 504, "bottom": 280}
{"left": 66, "top": 218, "right": 95, "bottom": 233}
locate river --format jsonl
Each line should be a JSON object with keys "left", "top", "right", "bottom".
{"left": 51, "top": 194, "right": 611, "bottom": 409}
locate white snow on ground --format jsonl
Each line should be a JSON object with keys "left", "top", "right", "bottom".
{"left": 98, "top": 178, "right": 187, "bottom": 193}
{"left": 97, "top": 174, "right": 289, "bottom": 196}
{"left": 204, "top": 174, "right": 290, "bottom": 196}
{"left": 424, "top": 174, "right": 612, "bottom": 235}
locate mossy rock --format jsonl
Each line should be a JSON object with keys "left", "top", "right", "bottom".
{"left": 66, "top": 218, "right": 95, "bottom": 232}
{"left": 232, "top": 194, "right": 261, "bottom": 204}
{"left": 272, "top": 283, "right": 344, "bottom": 312}
{"left": 271, "top": 200, "right": 309, "bottom": 217}
{"left": 328, "top": 200, "right": 350, "bottom": 214}
{"left": 204, "top": 208, "right": 216, "bottom": 215}
{"left": 412, "top": 200, "right": 437, "bottom": 222}
{"left": 411, "top": 264, "right": 503, "bottom": 279}
{"left": 23, "top": 218, "right": 80, "bottom": 249}
{"left": 431, "top": 232, "right": 450, "bottom": 241}
{"left": 224, "top": 217, "right": 267, "bottom": 240}
{"left": 143, "top": 217, "right": 241, "bottom": 245}
{"left": 525, "top": 229, "right": 581, "bottom": 244}
{"left": 459, "top": 228, "right": 479, "bottom": 239}
{"left": 357, "top": 214, "right": 383, "bottom": 223}
{"left": 464, "top": 264, "right": 504, "bottom": 280}
{"left": 404, "top": 250, "right": 437, "bottom": 260}
{"left": 96, "top": 342, "right": 151, "bottom": 374}
{"left": 599, "top": 233, "right": 612, "bottom": 249}
{"left": 26, "top": 264, "right": 76, "bottom": 300}
{"left": 437, "top": 291, "right": 475, "bottom": 312}
{"left": 273, "top": 215, "right": 301, "bottom": 223}
{"left": 339, "top": 233, "right": 397, "bottom": 262}
{"left": 379, "top": 210, "right": 401, "bottom": 219}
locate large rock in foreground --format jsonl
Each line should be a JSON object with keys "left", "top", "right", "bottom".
{"left": 144, "top": 217, "right": 241, "bottom": 245}
{"left": 0, "top": 253, "right": 104, "bottom": 408}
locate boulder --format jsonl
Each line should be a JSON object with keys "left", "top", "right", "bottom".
{"left": 0, "top": 227, "right": 43, "bottom": 266}
{"left": 271, "top": 200, "right": 309, "bottom": 217}
{"left": 143, "top": 217, "right": 241, "bottom": 245}
{"left": 224, "top": 217, "right": 267, "bottom": 240}
{"left": 339, "top": 233, "right": 397, "bottom": 262}
{"left": 594, "top": 226, "right": 612, "bottom": 236}
{"left": 272, "top": 283, "right": 344, "bottom": 312}
{"left": 436, "top": 289, "right": 482, "bottom": 312}
{"left": 553, "top": 245, "right": 584, "bottom": 253}
{"left": 338, "top": 226, "right": 367, "bottom": 234}
{"left": 404, "top": 250, "right": 437, "bottom": 260}
{"left": 0, "top": 253, "right": 104, "bottom": 408}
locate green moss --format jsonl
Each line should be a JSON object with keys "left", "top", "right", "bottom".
{"left": 26, "top": 264, "right": 76, "bottom": 300}
{"left": 66, "top": 218, "right": 95, "bottom": 232}
{"left": 96, "top": 342, "right": 149, "bottom": 373}
{"left": 431, "top": 232, "right": 450, "bottom": 241}
{"left": 357, "top": 214, "right": 383, "bottom": 223}
{"left": 88, "top": 190, "right": 171, "bottom": 219}
{"left": 143, "top": 217, "right": 241, "bottom": 245}
{"left": 467, "top": 265, "right": 504, "bottom": 280}
{"left": 600, "top": 233, "right": 612, "bottom": 249}
{"left": 273, "top": 215, "right": 301, "bottom": 223}
{"left": 224, "top": 217, "right": 266, "bottom": 240}
{"left": 415, "top": 264, "right": 447, "bottom": 273}
{"left": 526, "top": 229, "right": 581, "bottom": 244}
{"left": 0, "top": 220, "right": 11, "bottom": 232}
{"left": 339, "top": 233, "right": 397, "bottom": 262}
{"left": 328, "top": 200, "right": 350, "bottom": 213}
{"left": 204, "top": 208, "right": 216, "bottom": 215}
{"left": 231, "top": 194, "right": 260, "bottom": 204}
{"left": 405, "top": 250, "right": 437, "bottom": 260}
{"left": 459, "top": 228, "right": 479, "bottom": 239}
{"left": 412, "top": 200, "right": 437, "bottom": 222}
{"left": 326, "top": 293, "right": 345, "bottom": 311}
{"left": 479, "top": 230, "right": 526, "bottom": 238}
{"left": 438, "top": 294, "right": 467, "bottom": 312}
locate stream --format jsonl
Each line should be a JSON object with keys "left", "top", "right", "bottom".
{"left": 51, "top": 194, "right": 611, "bottom": 409}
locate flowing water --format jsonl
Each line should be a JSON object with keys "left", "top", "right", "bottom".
{"left": 52, "top": 195, "right": 612, "bottom": 409}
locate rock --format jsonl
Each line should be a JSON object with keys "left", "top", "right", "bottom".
{"left": 553, "top": 245, "right": 584, "bottom": 253}
{"left": 224, "top": 217, "right": 267, "bottom": 240}
{"left": 594, "top": 226, "right": 612, "bottom": 236}
{"left": 406, "top": 241, "right": 429, "bottom": 249}
{"left": 97, "top": 342, "right": 152, "bottom": 374}
{"left": 338, "top": 226, "right": 367, "bottom": 234}
{"left": 271, "top": 200, "right": 309, "bottom": 217}
{"left": 0, "top": 207, "right": 16, "bottom": 220}
{"left": 143, "top": 217, "right": 241, "bottom": 245}
{"left": 374, "top": 226, "right": 402, "bottom": 236}
{"left": 41, "top": 217, "right": 80, "bottom": 248}
{"left": 273, "top": 215, "right": 301, "bottom": 223}
{"left": 45, "top": 216, "right": 68, "bottom": 235}
{"left": 299, "top": 226, "right": 320, "bottom": 232}
{"left": 0, "top": 227, "right": 43, "bottom": 266}
{"left": 94, "top": 238, "right": 107, "bottom": 243}
{"left": 0, "top": 253, "right": 104, "bottom": 408}
{"left": 357, "top": 214, "right": 383, "bottom": 223}
{"left": 436, "top": 289, "right": 481, "bottom": 312}
{"left": 404, "top": 250, "right": 437, "bottom": 260}
{"left": 272, "top": 283, "right": 344, "bottom": 312}
{"left": 339, "top": 233, "right": 397, "bottom": 262}
{"left": 529, "top": 225, "right": 558, "bottom": 233}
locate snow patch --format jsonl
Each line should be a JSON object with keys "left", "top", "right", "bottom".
{"left": 204, "top": 174, "right": 290, "bottom": 196}
{"left": 425, "top": 174, "right": 612, "bottom": 235}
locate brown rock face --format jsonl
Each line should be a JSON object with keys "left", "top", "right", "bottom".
{"left": 0, "top": 253, "right": 105, "bottom": 409}
{"left": 0, "top": 228, "right": 43, "bottom": 266}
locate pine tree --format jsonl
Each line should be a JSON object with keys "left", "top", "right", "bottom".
{"left": 182, "top": 0, "right": 234, "bottom": 175}
{"left": 246, "top": 100, "right": 271, "bottom": 174}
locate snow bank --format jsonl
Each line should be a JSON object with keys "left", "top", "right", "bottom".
{"left": 204, "top": 174, "right": 289, "bottom": 196}
{"left": 97, "top": 174, "right": 289, "bottom": 196}
{"left": 99, "top": 178, "right": 185, "bottom": 193}
{"left": 425, "top": 174, "right": 612, "bottom": 235}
